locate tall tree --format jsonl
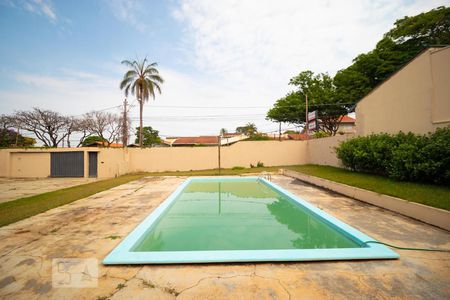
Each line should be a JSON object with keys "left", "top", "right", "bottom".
{"left": 220, "top": 128, "right": 228, "bottom": 135}
{"left": 135, "top": 126, "right": 161, "bottom": 147}
{"left": 120, "top": 58, "right": 164, "bottom": 147}
{"left": 334, "top": 6, "right": 450, "bottom": 104}
{"left": 15, "top": 108, "right": 69, "bottom": 147}
{"left": 0, "top": 128, "right": 35, "bottom": 148}
{"left": 268, "top": 71, "right": 348, "bottom": 135}
{"left": 236, "top": 123, "right": 257, "bottom": 136}
{"left": 266, "top": 92, "right": 305, "bottom": 126}
{"left": 84, "top": 111, "right": 123, "bottom": 146}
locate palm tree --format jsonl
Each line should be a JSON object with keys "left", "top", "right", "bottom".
{"left": 120, "top": 58, "right": 164, "bottom": 147}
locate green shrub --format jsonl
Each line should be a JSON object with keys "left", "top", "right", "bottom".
{"left": 232, "top": 166, "right": 245, "bottom": 170}
{"left": 313, "top": 131, "right": 331, "bottom": 139}
{"left": 246, "top": 134, "right": 271, "bottom": 141}
{"left": 256, "top": 161, "right": 264, "bottom": 167}
{"left": 336, "top": 126, "right": 450, "bottom": 185}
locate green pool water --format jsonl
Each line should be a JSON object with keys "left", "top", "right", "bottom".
{"left": 132, "top": 180, "right": 362, "bottom": 252}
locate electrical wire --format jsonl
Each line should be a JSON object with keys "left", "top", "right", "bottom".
{"left": 143, "top": 103, "right": 356, "bottom": 109}
{"left": 363, "top": 241, "right": 450, "bottom": 253}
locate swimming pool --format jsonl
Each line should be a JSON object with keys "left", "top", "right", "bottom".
{"left": 103, "top": 177, "right": 398, "bottom": 264}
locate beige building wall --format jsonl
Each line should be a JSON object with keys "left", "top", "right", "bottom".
{"left": 222, "top": 141, "right": 308, "bottom": 168}
{"left": 0, "top": 140, "right": 339, "bottom": 178}
{"left": 127, "top": 141, "right": 308, "bottom": 173}
{"left": 307, "top": 134, "right": 353, "bottom": 167}
{"left": 0, "top": 151, "right": 9, "bottom": 177}
{"left": 128, "top": 146, "right": 217, "bottom": 173}
{"left": 97, "top": 148, "right": 131, "bottom": 178}
{"left": 431, "top": 47, "right": 450, "bottom": 125}
{"left": 10, "top": 152, "right": 50, "bottom": 178}
{"left": 356, "top": 47, "right": 450, "bottom": 136}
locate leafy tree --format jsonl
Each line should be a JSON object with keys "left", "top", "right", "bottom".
{"left": 236, "top": 123, "right": 257, "bottom": 136}
{"left": 313, "top": 131, "right": 331, "bottom": 139}
{"left": 220, "top": 128, "right": 228, "bottom": 135}
{"left": 135, "top": 126, "right": 161, "bottom": 147}
{"left": 266, "top": 92, "right": 305, "bottom": 126}
{"left": 15, "top": 108, "right": 70, "bottom": 147}
{"left": 0, "top": 129, "right": 35, "bottom": 148}
{"left": 335, "top": 6, "right": 450, "bottom": 104}
{"left": 84, "top": 111, "right": 123, "bottom": 146}
{"left": 82, "top": 136, "right": 106, "bottom": 147}
{"left": 246, "top": 134, "right": 271, "bottom": 141}
{"left": 267, "top": 71, "right": 347, "bottom": 135}
{"left": 120, "top": 58, "right": 164, "bottom": 148}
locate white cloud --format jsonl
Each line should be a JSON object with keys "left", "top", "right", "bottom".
{"left": 1, "top": 66, "right": 277, "bottom": 137}
{"left": 2, "top": 1, "right": 447, "bottom": 138}
{"left": 102, "top": 0, "right": 148, "bottom": 32}
{"left": 173, "top": 0, "right": 447, "bottom": 80}
{"left": 21, "top": 0, "right": 57, "bottom": 22}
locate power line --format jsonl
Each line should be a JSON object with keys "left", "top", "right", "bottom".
{"left": 143, "top": 103, "right": 356, "bottom": 109}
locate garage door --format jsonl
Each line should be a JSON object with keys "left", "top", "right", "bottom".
{"left": 51, "top": 152, "right": 84, "bottom": 177}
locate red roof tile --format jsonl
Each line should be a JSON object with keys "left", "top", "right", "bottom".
{"left": 287, "top": 134, "right": 309, "bottom": 140}
{"left": 340, "top": 115, "right": 356, "bottom": 123}
{"left": 172, "top": 136, "right": 219, "bottom": 145}
{"left": 86, "top": 141, "right": 123, "bottom": 148}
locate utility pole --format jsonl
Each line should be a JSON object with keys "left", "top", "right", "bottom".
{"left": 15, "top": 126, "right": 20, "bottom": 147}
{"left": 278, "top": 122, "right": 281, "bottom": 141}
{"left": 218, "top": 134, "right": 221, "bottom": 175}
{"left": 122, "top": 98, "right": 128, "bottom": 147}
{"left": 305, "top": 94, "right": 309, "bottom": 139}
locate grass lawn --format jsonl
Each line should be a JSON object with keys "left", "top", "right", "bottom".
{"left": 287, "top": 165, "right": 450, "bottom": 211}
{"left": 145, "top": 166, "right": 280, "bottom": 176}
{"left": 0, "top": 167, "right": 279, "bottom": 227}
{"left": 3, "top": 164, "right": 447, "bottom": 227}
{"left": 0, "top": 173, "right": 150, "bottom": 227}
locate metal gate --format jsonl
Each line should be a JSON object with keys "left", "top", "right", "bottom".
{"left": 88, "top": 152, "right": 98, "bottom": 178}
{"left": 50, "top": 152, "right": 84, "bottom": 177}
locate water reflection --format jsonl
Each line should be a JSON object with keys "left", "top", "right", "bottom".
{"left": 133, "top": 180, "right": 360, "bottom": 252}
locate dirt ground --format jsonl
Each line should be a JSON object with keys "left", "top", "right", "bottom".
{"left": 0, "top": 175, "right": 449, "bottom": 299}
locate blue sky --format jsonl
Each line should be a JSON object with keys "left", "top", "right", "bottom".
{"left": 0, "top": 0, "right": 447, "bottom": 138}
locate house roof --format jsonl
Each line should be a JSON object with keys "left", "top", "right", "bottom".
{"left": 85, "top": 141, "right": 123, "bottom": 148}
{"left": 172, "top": 136, "right": 219, "bottom": 145}
{"left": 222, "top": 133, "right": 244, "bottom": 137}
{"left": 340, "top": 116, "right": 356, "bottom": 123}
{"left": 287, "top": 134, "right": 309, "bottom": 140}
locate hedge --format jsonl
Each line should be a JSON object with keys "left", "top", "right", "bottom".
{"left": 336, "top": 126, "right": 450, "bottom": 185}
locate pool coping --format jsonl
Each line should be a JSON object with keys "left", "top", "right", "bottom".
{"left": 103, "top": 177, "right": 399, "bottom": 264}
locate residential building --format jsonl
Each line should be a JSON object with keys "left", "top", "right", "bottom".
{"left": 163, "top": 133, "right": 248, "bottom": 147}
{"left": 356, "top": 46, "right": 450, "bottom": 136}
{"left": 83, "top": 141, "right": 123, "bottom": 148}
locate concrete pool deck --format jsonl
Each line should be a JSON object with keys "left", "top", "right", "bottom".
{"left": 0, "top": 177, "right": 97, "bottom": 204}
{"left": 0, "top": 175, "right": 449, "bottom": 299}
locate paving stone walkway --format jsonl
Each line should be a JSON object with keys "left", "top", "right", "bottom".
{"left": 0, "top": 175, "right": 449, "bottom": 299}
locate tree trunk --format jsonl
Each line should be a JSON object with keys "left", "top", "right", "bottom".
{"left": 139, "top": 100, "right": 143, "bottom": 148}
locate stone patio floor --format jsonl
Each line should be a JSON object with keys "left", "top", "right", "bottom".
{"left": 0, "top": 178, "right": 97, "bottom": 204}
{"left": 0, "top": 175, "right": 449, "bottom": 299}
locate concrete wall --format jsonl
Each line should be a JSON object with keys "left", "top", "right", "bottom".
{"left": 10, "top": 152, "right": 50, "bottom": 178}
{"left": 222, "top": 141, "right": 308, "bottom": 169}
{"left": 127, "top": 141, "right": 308, "bottom": 173}
{"left": 97, "top": 148, "right": 131, "bottom": 178}
{"left": 431, "top": 47, "right": 450, "bottom": 125}
{"left": 356, "top": 47, "right": 450, "bottom": 136}
{"left": 0, "top": 151, "right": 9, "bottom": 177}
{"left": 0, "top": 141, "right": 314, "bottom": 178}
{"left": 307, "top": 134, "right": 353, "bottom": 167}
